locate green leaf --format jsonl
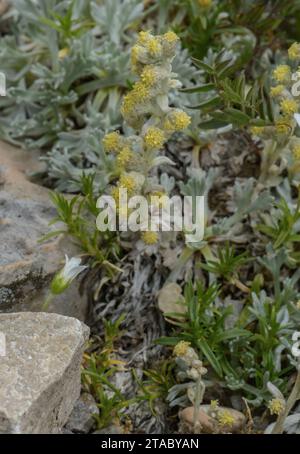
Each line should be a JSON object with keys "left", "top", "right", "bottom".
{"left": 187, "top": 95, "right": 221, "bottom": 110}
{"left": 191, "top": 58, "right": 214, "bottom": 74}
{"left": 179, "top": 83, "right": 215, "bottom": 93}
{"left": 196, "top": 338, "right": 223, "bottom": 377}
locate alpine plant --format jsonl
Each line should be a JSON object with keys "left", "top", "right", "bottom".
{"left": 102, "top": 31, "right": 191, "bottom": 245}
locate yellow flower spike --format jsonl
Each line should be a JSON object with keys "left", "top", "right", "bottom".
{"left": 198, "top": 0, "right": 212, "bottom": 8}
{"left": 217, "top": 410, "right": 235, "bottom": 427}
{"left": 288, "top": 42, "right": 300, "bottom": 60}
{"left": 144, "top": 127, "right": 166, "bottom": 149}
{"left": 163, "top": 31, "right": 179, "bottom": 44}
{"left": 270, "top": 85, "right": 285, "bottom": 97}
{"left": 273, "top": 65, "right": 291, "bottom": 83}
{"left": 173, "top": 340, "right": 191, "bottom": 356}
{"left": 119, "top": 174, "right": 137, "bottom": 194}
{"left": 103, "top": 131, "right": 121, "bottom": 152}
{"left": 280, "top": 99, "right": 298, "bottom": 116}
{"left": 268, "top": 398, "right": 285, "bottom": 416}
{"left": 292, "top": 144, "right": 300, "bottom": 160}
{"left": 141, "top": 231, "right": 159, "bottom": 245}
{"left": 117, "top": 147, "right": 134, "bottom": 167}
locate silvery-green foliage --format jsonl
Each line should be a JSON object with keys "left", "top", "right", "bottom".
{"left": 0, "top": 0, "right": 202, "bottom": 191}
{"left": 91, "top": 0, "right": 144, "bottom": 45}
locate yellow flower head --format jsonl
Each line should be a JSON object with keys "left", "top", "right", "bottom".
{"left": 293, "top": 144, "right": 300, "bottom": 160}
{"left": 173, "top": 340, "right": 191, "bottom": 357}
{"left": 288, "top": 42, "right": 300, "bottom": 60}
{"left": 198, "top": 0, "right": 212, "bottom": 8}
{"left": 273, "top": 65, "right": 291, "bottom": 83}
{"left": 250, "top": 126, "right": 265, "bottom": 136}
{"left": 210, "top": 400, "right": 219, "bottom": 411}
{"left": 275, "top": 119, "right": 292, "bottom": 135}
{"left": 270, "top": 85, "right": 285, "bottom": 97}
{"left": 117, "top": 147, "right": 134, "bottom": 167}
{"left": 119, "top": 174, "right": 137, "bottom": 194}
{"left": 164, "top": 110, "right": 191, "bottom": 131}
{"left": 137, "top": 30, "right": 151, "bottom": 46}
{"left": 280, "top": 99, "right": 298, "bottom": 116}
{"left": 217, "top": 410, "right": 235, "bottom": 427}
{"left": 140, "top": 66, "right": 158, "bottom": 87}
{"left": 144, "top": 127, "right": 166, "bottom": 149}
{"left": 141, "top": 231, "right": 159, "bottom": 245}
{"left": 103, "top": 131, "right": 121, "bottom": 152}
{"left": 163, "top": 31, "right": 179, "bottom": 44}
{"left": 121, "top": 82, "right": 150, "bottom": 118}
{"left": 146, "top": 37, "right": 162, "bottom": 57}
{"left": 268, "top": 398, "right": 285, "bottom": 416}
{"left": 296, "top": 300, "right": 300, "bottom": 309}
{"left": 58, "top": 47, "right": 69, "bottom": 59}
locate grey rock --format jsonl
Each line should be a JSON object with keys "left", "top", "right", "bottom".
{"left": 93, "top": 425, "right": 124, "bottom": 434}
{"left": 0, "top": 312, "right": 89, "bottom": 434}
{"left": 0, "top": 141, "right": 88, "bottom": 321}
{"left": 65, "top": 393, "right": 98, "bottom": 433}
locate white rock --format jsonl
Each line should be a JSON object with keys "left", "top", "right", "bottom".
{"left": 0, "top": 312, "right": 89, "bottom": 433}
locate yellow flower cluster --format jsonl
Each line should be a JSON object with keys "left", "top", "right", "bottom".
{"left": 163, "top": 31, "right": 179, "bottom": 44}
{"left": 217, "top": 410, "right": 235, "bottom": 427}
{"left": 273, "top": 65, "right": 291, "bottom": 83}
{"left": 147, "top": 37, "right": 162, "bottom": 57}
{"left": 288, "top": 42, "right": 300, "bottom": 60}
{"left": 58, "top": 47, "right": 69, "bottom": 59}
{"left": 140, "top": 66, "right": 158, "bottom": 87}
{"left": 270, "top": 85, "right": 284, "bottom": 97}
{"left": 103, "top": 131, "right": 122, "bottom": 152}
{"left": 250, "top": 126, "right": 265, "bottom": 136}
{"left": 210, "top": 400, "right": 219, "bottom": 410}
{"left": 173, "top": 340, "right": 191, "bottom": 357}
{"left": 280, "top": 99, "right": 298, "bottom": 116}
{"left": 293, "top": 144, "right": 300, "bottom": 160}
{"left": 117, "top": 147, "right": 134, "bottom": 167}
{"left": 121, "top": 81, "right": 150, "bottom": 119}
{"left": 164, "top": 110, "right": 191, "bottom": 132}
{"left": 268, "top": 398, "right": 285, "bottom": 416}
{"left": 275, "top": 119, "right": 292, "bottom": 135}
{"left": 144, "top": 127, "right": 166, "bottom": 149}
{"left": 141, "top": 231, "right": 159, "bottom": 245}
{"left": 119, "top": 174, "right": 137, "bottom": 194}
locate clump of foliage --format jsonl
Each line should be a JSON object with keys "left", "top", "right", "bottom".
{"left": 82, "top": 314, "right": 133, "bottom": 431}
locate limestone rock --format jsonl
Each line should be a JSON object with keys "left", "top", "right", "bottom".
{"left": 0, "top": 141, "right": 88, "bottom": 320}
{"left": 65, "top": 393, "right": 98, "bottom": 433}
{"left": 0, "top": 312, "right": 90, "bottom": 434}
